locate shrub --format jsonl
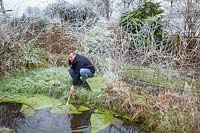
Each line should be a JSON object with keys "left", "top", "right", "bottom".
{"left": 119, "top": 1, "right": 164, "bottom": 47}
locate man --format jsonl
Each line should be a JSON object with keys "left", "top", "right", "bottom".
{"left": 67, "top": 51, "right": 95, "bottom": 93}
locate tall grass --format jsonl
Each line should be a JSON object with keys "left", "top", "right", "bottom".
{"left": 97, "top": 80, "right": 200, "bottom": 132}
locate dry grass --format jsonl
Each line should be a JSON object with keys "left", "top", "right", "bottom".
{"left": 97, "top": 80, "right": 200, "bottom": 132}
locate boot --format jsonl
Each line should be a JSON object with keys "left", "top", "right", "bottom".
{"left": 78, "top": 80, "right": 83, "bottom": 85}
{"left": 82, "top": 81, "right": 91, "bottom": 91}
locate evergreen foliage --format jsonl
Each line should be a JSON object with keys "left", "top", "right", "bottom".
{"left": 119, "top": 1, "right": 164, "bottom": 46}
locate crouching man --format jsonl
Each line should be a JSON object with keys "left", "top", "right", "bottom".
{"left": 67, "top": 51, "right": 95, "bottom": 93}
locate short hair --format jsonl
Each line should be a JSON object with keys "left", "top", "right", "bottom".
{"left": 67, "top": 50, "right": 75, "bottom": 55}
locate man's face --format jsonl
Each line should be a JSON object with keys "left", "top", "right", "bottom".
{"left": 68, "top": 53, "right": 76, "bottom": 62}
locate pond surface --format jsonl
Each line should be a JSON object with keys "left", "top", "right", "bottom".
{"left": 0, "top": 102, "right": 143, "bottom": 133}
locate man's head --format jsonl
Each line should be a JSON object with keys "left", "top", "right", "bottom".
{"left": 68, "top": 52, "right": 76, "bottom": 62}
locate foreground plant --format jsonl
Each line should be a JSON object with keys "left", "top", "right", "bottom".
{"left": 97, "top": 80, "right": 200, "bottom": 132}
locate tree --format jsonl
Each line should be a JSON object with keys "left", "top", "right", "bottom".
{"left": 180, "top": 0, "right": 200, "bottom": 38}
{"left": 85, "top": 0, "right": 114, "bottom": 20}
{"left": 44, "top": 0, "right": 97, "bottom": 25}
{"left": 163, "top": 0, "right": 200, "bottom": 66}
{"left": 164, "top": 0, "right": 200, "bottom": 37}
{"left": 24, "top": 6, "right": 42, "bottom": 18}
{"left": 119, "top": 1, "right": 164, "bottom": 47}
{"left": 102, "top": 0, "right": 112, "bottom": 20}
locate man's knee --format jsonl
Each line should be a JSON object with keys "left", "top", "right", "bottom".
{"left": 80, "top": 68, "right": 93, "bottom": 78}
{"left": 80, "top": 68, "right": 87, "bottom": 77}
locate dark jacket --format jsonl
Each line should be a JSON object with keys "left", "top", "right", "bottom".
{"left": 68, "top": 54, "right": 95, "bottom": 85}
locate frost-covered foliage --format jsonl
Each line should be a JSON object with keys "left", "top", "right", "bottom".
{"left": 127, "top": 17, "right": 165, "bottom": 48}
{"left": 44, "top": 0, "right": 97, "bottom": 25}
{"left": 80, "top": 23, "right": 129, "bottom": 83}
{"left": 120, "top": 1, "right": 164, "bottom": 47}
{"left": 0, "top": 26, "right": 48, "bottom": 75}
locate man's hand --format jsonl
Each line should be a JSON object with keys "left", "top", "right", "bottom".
{"left": 69, "top": 85, "right": 74, "bottom": 94}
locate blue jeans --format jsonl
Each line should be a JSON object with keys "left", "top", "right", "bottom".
{"left": 68, "top": 67, "right": 94, "bottom": 85}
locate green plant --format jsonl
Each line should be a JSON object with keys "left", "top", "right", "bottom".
{"left": 0, "top": 67, "right": 70, "bottom": 98}
{"left": 119, "top": 1, "right": 164, "bottom": 46}
{"left": 25, "top": 47, "right": 48, "bottom": 69}
{"left": 0, "top": 128, "right": 15, "bottom": 133}
{"left": 37, "top": 18, "right": 49, "bottom": 28}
